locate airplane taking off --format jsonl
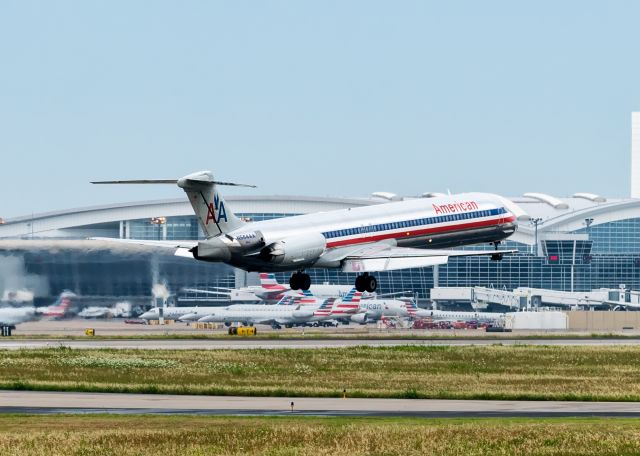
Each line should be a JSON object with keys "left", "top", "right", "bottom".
{"left": 93, "top": 171, "right": 522, "bottom": 293}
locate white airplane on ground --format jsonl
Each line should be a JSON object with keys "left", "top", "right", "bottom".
{"left": 140, "top": 292, "right": 308, "bottom": 322}
{"left": 93, "top": 170, "right": 522, "bottom": 293}
{"left": 78, "top": 302, "right": 132, "bottom": 319}
{"left": 0, "top": 291, "right": 74, "bottom": 327}
{"left": 198, "top": 289, "right": 362, "bottom": 329}
{"left": 350, "top": 298, "right": 414, "bottom": 324}
{"left": 397, "top": 300, "right": 504, "bottom": 323}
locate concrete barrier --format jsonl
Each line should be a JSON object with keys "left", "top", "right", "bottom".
{"left": 567, "top": 311, "right": 640, "bottom": 331}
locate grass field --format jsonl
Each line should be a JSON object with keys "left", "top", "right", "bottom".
{"left": 0, "top": 415, "right": 639, "bottom": 455}
{"left": 3, "top": 345, "right": 640, "bottom": 400}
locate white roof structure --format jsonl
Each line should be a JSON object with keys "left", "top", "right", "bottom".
{"left": 1, "top": 192, "right": 639, "bottom": 250}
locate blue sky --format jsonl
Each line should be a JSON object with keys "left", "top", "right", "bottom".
{"left": 1, "top": 1, "right": 639, "bottom": 217}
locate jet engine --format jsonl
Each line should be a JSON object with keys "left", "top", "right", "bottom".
{"left": 191, "top": 237, "right": 231, "bottom": 262}
{"left": 351, "top": 313, "right": 368, "bottom": 324}
{"left": 259, "top": 233, "right": 326, "bottom": 267}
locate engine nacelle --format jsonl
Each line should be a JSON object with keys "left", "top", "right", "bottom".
{"left": 351, "top": 313, "right": 368, "bottom": 324}
{"left": 193, "top": 238, "right": 231, "bottom": 262}
{"left": 259, "top": 233, "right": 326, "bottom": 267}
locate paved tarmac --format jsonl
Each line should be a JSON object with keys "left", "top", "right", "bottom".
{"left": 1, "top": 338, "right": 640, "bottom": 350}
{"left": 1, "top": 391, "right": 639, "bottom": 418}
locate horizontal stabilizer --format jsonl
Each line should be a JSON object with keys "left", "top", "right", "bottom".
{"left": 92, "top": 178, "right": 256, "bottom": 187}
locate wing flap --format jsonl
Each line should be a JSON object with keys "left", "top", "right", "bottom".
{"left": 340, "top": 243, "right": 517, "bottom": 272}
{"left": 342, "top": 256, "right": 449, "bottom": 273}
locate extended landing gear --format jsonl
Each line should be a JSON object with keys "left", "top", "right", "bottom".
{"left": 490, "top": 241, "right": 503, "bottom": 261}
{"left": 355, "top": 273, "right": 377, "bottom": 293}
{"left": 289, "top": 271, "right": 311, "bottom": 290}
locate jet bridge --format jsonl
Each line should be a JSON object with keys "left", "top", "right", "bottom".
{"left": 430, "top": 287, "right": 525, "bottom": 311}
{"left": 431, "top": 284, "right": 640, "bottom": 311}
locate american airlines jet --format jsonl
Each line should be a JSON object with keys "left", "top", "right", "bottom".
{"left": 93, "top": 171, "right": 522, "bottom": 293}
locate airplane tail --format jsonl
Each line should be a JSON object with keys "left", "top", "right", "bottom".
{"left": 295, "top": 289, "right": 320, "bottom": 306}
{"left": 276, "top": 295, "right": 296, "bottom": 306}
{"left": 331, "top": 288, "right": 362, "bottom": 315}
{"left": 41, "top": 291, "right": 76, "bottom": 318}
{"left": 313, "top": 298, "right": 334, "bottom": 317}
{"left": 403, "top": 299, "right": 419, "bottom": 317}
{"left": 342, "top": 288, "right": 363, "bottom": 304}
{"left": 259, "top": 273, "right": 287, "bottom": 291}
{"left": 177, "top": 171, "right": 245, "bottom": 238}
{"left": 92, "top": 170, "right": 254, "bottom": 238}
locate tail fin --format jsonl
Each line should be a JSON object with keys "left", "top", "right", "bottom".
{"left": 276, "top": 295, "right": 296, "bottom": 306}
{"left": 92, "top": 170, "right": 254, "bottom": 238}
{"left": 403, "top": 298, "right": 418, "bottom": 317}
{"left": 341, "top": 288, "right": 363, "bottom": 304}
{"left": 313, "top": 298, "right": 333, "bottom": 317}
{"left": 42, "top": 291, "right": 76, "bottom": 318}
{"left": 295, "top": 289, "right": 320, "bottom": 306}
{"left": 178, "top": 171, "right": 245, "bottom": 237}
{"left": 259, "top": 273, "right": 287, "bottom": 291}
{"left": 331, "top": 288, "right": 362, "bottom": 315}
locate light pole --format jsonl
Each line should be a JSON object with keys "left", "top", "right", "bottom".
{"left": 150, "top": 216, "right": 167, "bottom": 240}
{"left": 530, "top": 218, "right": 543, "bottom": 256}
{"left": 584, "top": 218, "right": 594, "bottom": 238}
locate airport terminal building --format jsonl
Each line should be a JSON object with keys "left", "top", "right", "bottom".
{"left": 1, "top": 191, "right": 640, "bottom": 305}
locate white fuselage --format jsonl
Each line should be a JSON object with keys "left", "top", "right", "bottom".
{"left": 198, "top": 303, "right": 330, "bottom": 325}
{"left": 217, "top": 192, "right": 517, "bottom": 272}
{"left": 420, "top": 309, "right": 505, "bottom": 323}
{"left": 355, "top": 299, "right": 410, "bottom": 320}
{"left": 139, "top": 306, "right": 214, "bottom": 321}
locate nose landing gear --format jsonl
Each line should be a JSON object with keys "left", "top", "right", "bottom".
{"left": 289, "top": 271, "right": 311, "bottom": 290}
{"left": 355, "top": 273, "right": 377, "bottom": 293}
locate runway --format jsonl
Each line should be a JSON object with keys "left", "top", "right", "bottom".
{"left": 1, "top": 391, "right": 640, "bottom": 418}
{"left": 1, "top": 337, "right": 640, "bottom": 350}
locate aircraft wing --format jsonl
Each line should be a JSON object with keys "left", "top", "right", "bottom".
{"left": 338, "top": 243, "right": 517, "bottom": 273}
{"left": 89, "top": 237, "right": 196, "bottom": 257}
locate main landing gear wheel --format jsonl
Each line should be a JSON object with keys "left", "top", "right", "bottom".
{"left": 289, "top": 272, "right": 311, "bottom": 290}
{"left": 490, "top": 242, "right": 503, "bottom": 261}
{"left": 355, "top": 274, "right": 377, "bottom": 293}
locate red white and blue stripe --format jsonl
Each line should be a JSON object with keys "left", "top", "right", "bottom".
{"left": 321, "top": 207, "right": 514, "bottom": 248}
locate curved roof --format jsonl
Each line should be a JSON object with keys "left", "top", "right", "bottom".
{"left": 572, "top": 193, "right": 607, "bottom": 203}
{"left": 0, "top": 195, "right": 378, "bottom": 239}
{"left": 2, "top": 192, "right": 640, "bottom": 247}
{"left": 522, "top": 193, "right": 569, "bottom": 209}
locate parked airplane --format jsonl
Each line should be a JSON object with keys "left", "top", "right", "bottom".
{"left": 198, "top": 294, "right": 348, "bottom": 329}
{"left": 93, "top": 170, "right": 522, "bottom": 293}
{"left": 78, "top": 302, "right": 132, "bottom": 319}
{"left": 350, "top": 298, "right": 414, "bottom": 324}
{"left": 140, "top": 293, "right": 302, "bottom": 322}
{"left": 403, "top": 300, "right": 504, "bottom": 323}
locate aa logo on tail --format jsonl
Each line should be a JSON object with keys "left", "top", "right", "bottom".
{"left": 205, "top": 193, "right": 228, "bottom": 224}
